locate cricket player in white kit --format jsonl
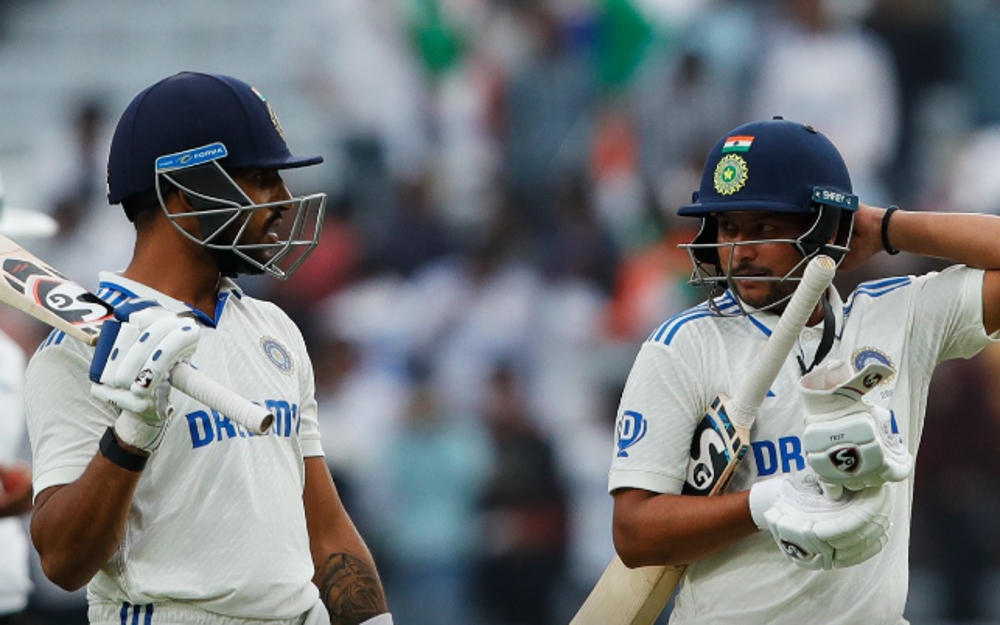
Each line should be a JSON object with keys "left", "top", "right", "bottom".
{"left": 609, "top": 118, "right": 1000, "bottom": 624}
{"left": 23, "top": 72, "right": 393, "bottom": 625}
{"left": 0, "top": 174, "right": 57, "bottom": 622}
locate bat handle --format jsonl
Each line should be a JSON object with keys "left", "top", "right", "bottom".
{"left": 170, "top": 365, "right": 275, "bottom": 434}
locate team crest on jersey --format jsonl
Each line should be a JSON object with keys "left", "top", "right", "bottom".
{"left": 851, "top": 347, "right": 895, "bottom": 384}
{"left": 261, "top": 336, "right": 293, "bottom": 374}
{"left": 714, "top": 154, "right": 748, "bottom": 196}
{"left": 616, "top": 410, "right": 647, "bottom": 458}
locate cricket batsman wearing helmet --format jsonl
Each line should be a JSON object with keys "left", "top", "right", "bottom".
{"left": 609, "top": 117, "right": 1000, "bottom": 624}
{"left": 24, "top": 72, "right": 393, "bottom": 625}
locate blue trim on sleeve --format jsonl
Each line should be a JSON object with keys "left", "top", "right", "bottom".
{"left": 650, "top": 293, "right": 740, "bottom": 346}
{"left": 844, "top": 276, "right": 911, "bottom": 317}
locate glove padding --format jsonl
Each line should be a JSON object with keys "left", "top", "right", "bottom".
{"left": 749, "top": 469, "right": 892, "bottom": 571}
{"left": 89, "top": 301, "right": 200, "bottom": 452}
{"left": 799, "top": 359, "right": 912, "bottom": 496}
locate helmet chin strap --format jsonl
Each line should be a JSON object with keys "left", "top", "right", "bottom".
{"left": 796, "top": 295, "right": 835, "bottom": 375}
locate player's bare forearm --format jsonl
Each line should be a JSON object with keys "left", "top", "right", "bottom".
{"left": 303, "top": 457, "right": 388, "bottom": 624}
{"left": 887, "top": 209, "right": 1000, "bottom": 269}
{"left": 316, "top": 551, "right": 388, "bottom": 625}
{"left": 853, "top": 205, "right": 1000, "bottom": 333}
{"left": 30, "top": 452, "right": 142, "bottom": 590}
{"left": 612, "top": 489, "right": 757, "bottom": 568}
{"left": 847, "top": 204, "right": 1000, "bottom": 271}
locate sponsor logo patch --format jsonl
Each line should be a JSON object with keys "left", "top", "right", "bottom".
{"left": 616, "top": 410, "right": 647, "bottom": 458}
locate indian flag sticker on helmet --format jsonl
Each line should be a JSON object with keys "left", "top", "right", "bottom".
{"left": 722, "top": 135, "right": 754, "bottom": 153}
{"left": 714, "top": 153, "right": 748, "bottom": 196}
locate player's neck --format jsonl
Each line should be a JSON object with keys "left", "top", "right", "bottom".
{"left": 123, "top": 229, "right": 222, "bottom": 318}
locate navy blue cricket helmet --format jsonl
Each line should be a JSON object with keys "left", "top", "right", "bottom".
{"left": 677, "top": 117, "right": 858, "bottom": 313}
{"left": 106, "top": 71, "right": 327, "bottom": 280}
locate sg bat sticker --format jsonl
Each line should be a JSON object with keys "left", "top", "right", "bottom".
{"left": 681, "top": 395, "right": 747, "bottom": 496}
{"left": 2, "top": 257, "right": 113, "bottom": 336}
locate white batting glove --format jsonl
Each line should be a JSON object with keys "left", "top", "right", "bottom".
{"left": 89, "top": 300, "right": 200, "bottom": 452}
{"left": 748, "top": 469, "right": 892, "bottom": 570}
{"left": 799, "top": 359, "right": 912, "bottom": 496}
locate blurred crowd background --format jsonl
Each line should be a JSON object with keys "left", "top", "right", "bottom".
{"left": 1, "top": 0, "right": 1000, "bottom": 623}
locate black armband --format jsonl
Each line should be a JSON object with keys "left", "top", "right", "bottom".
{"left": 881, "top": 205, "right": 901, "bottom": 255}
{"left": 99, "top": 427, "right": 148, "bottom": 472}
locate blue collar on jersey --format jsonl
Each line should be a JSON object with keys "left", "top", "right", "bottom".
{"left": 739, "top": 284, "right": 845, "bottom": 342}
{"left": 96, "top": 271, "right": 243, "bottom": 328}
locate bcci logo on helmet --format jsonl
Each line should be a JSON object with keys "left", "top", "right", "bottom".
{"left": 713, "top": 154, "right": 748, "bottom": 196}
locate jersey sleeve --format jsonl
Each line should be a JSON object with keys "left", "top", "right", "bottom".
{"left": 288, "top": 320, "right": 323, "bottom": 459}
{"left": 608, "top": 340, "right": 709, "bottom": 495}
{"left": 25, "top": 337, "right": 116, "bottom": 498}
{"left": 912, "top": 266, "right": 998, "bottom": 362}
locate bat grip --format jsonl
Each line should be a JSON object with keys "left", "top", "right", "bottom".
{"left": 170, "top": 365, "right": 275, "bottom": 434}
{"left": 729, "top": 255, "right": 837, "bottom": 428}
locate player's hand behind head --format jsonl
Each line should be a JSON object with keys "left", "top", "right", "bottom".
{"left": 837, "top": 203, "right": 887, "bottom": 273}
{"left": 89, "top": 300, "right": 200, "bottom": 452}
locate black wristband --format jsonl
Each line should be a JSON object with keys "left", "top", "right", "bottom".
{"left": 99, "top": 427, "right": 148, "bottom": 472}
{"left": 881, "top": 205, "right": 901, "bottom": 255}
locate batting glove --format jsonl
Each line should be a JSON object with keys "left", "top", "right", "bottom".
{"left": 749, "top": 468, "right": 893, "bottom": 571}
{"left": 799, "top": 359, "right": 912, "bottom": 497}
{"left": 89, "top": 300, "right": 200, "bottom": 453}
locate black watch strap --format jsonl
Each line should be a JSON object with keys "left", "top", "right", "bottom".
{"left": 99, "top": 427, "right": 148, "bottom": 472}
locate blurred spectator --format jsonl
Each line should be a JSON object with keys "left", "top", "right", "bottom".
{"left": 950, "top": 0, "right": 1000, "bottom": 127}
{"left": 275, "top": 0, "right": 431, "bottom": 253}
{"left": 631, "top": 46, "right": 742, "bottom": 228}
{"left": 542, "top": 173, "right": 619, "bottom": 296}
{"left": 311, "top": 329, "right": 410, "bottom": 519}
{"left": 865, "top": 0, "right": 957, "bottom": 202}
{"left": 605, "top": 225, "right": 701, "bottom": 344}
{"left": 938, "top": 124, "right": 1000, "bottom": 215}
{"left": 748, "top": 0, "right": 901, "bottom": 205}
{"left": 0, "top": 313, "right": 33, "bottom": 625}
{"left": 380, "top": 173, "right": 455, "bottom": 278}
{"left": 475, "top": 364, "right": 568, "bottom": 625}
{"left": 28, "top": 97, "right": 132, "bottom": 291}
{"left": 377, "top": 373, "right": 493, "bottom": 625}
{"left": 0, "top": 175, "right": 87, "bottom": 625}
{"left": 549, "top": 380, "right": 621, "bottom": 623}
{"left": 914, "top": 345, "right": 1000, "bottom": 621}
{"left": 405, "top": 205, "right": 541, "bottom": 418}
{"left": 500, "top": 3, "right": 598, "bottom": 232}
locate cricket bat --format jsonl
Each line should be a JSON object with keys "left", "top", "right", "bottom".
{"left": 570, "top": 254, "right": 837, "bottom": 625}
{"left": 0, "top": 233, "right": 274, "bottom": 434}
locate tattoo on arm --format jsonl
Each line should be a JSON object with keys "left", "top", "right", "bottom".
{"left": 317, "top": 552, "right": 388, "bottom": 625}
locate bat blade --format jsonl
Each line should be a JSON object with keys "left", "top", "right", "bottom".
{"left": 0, "top": 234, "right": 273, "bottom": 434}
{"left": 571, "top": 255, "right": 837, "bottom": 625}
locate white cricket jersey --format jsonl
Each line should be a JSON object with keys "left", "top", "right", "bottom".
{"left": 609, "top": 265, "right": 997, "bottom": 625}
{"left": 25, "top": 272, "right": 324, "bottom": 620}
{"left": 0, "top": 331, "right": 31, "bottom": 615}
